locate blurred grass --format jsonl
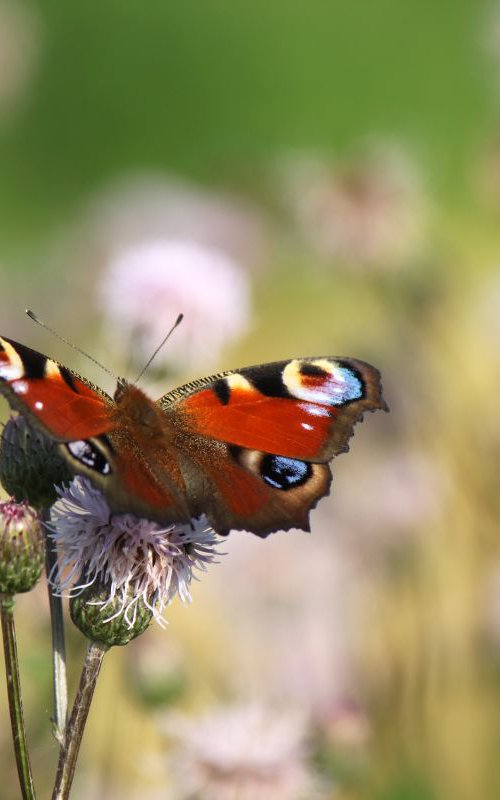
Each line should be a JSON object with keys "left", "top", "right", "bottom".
{"left": 0, "top": 0, "right": 494, "bottom": 249}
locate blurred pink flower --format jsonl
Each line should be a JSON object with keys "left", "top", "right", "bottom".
{"left": 205, "top": 531, "right": 362, "bottom": 726}
{"left": 321, "top": 699, "right": 371, "bottom": 752}
{"left": 99, "top": 238, "right": 251, "bottom": 374}
{"left": 46, "top": 175, "right": 263, "bottom": 373}
{"left": 87, "top": 175, "right": 267, "bottom": 269}
{"left": 164, "top": 705, "right": 319, "bottom": 800}
{"left": 283, "top": 145, "right": 426, "bottom": 269}
{"left": 0, "top": 1, "right": 41, "bottom": 115}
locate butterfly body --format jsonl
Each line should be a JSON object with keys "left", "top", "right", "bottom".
{"left": 0, "top": 336, "right": 387, "bottom": 536}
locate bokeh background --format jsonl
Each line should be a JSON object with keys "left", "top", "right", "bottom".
{"left": 1, "top": 1, "right": 500, "bottom": 798}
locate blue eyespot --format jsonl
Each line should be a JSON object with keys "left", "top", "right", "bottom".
{"left": 261, "top": 455, "right": 311, "bottom": 491}
{"left": 334, "top": 367, "right": 363, "bottom": 403}
{"left": 66, "top": 439, "right": 111, "bottom": 475}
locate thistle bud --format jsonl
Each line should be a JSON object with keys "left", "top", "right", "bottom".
{"left": 0, "top": 415, "right": 72, "bottom": 509}
{"left": 70, "top": 577, "right": 153, "bottom": 647}
{"left": 0, "top": 500, "right": 44, "bottom": 595}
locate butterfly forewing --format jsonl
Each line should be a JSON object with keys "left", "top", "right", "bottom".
{"left": 159, "top": 356, "right": 386, "bottom": 461}
{"left": 0, "top": 336, "right": 113, "bottom": 440}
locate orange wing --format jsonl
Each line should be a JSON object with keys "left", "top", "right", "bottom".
{"left": 159, "top": 357, "right": 387, "bottom": 535}
{"left": 161, "top": 356, "right": 387, "bottom": 461}
{"left": 0, "top": 336, "right": 113, "bottom": 440}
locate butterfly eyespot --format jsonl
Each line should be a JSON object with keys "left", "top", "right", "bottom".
{"left": 283, "top": 359, "right": 364, "bottom": 406}
{"left": 260, "top": 454, "right": 312, "bottom": 491}
{"left": 65, "top": 440, "right": 111, "bottom": 475}
{"left": 299, "top": 362, "right": 329, "bottom": 378}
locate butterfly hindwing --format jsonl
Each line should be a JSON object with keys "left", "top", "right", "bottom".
{"left": 164, "top": 432, "right": 332, "bottom": 536}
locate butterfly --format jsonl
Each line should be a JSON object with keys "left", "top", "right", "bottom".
{"left": 0, "top": 335, "right": 387, "bottom": 536}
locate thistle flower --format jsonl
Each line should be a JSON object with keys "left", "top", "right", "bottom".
{"left": 49, "top": 477, "right": 222, "bottom": 636}
{"left": 0, "top": 499, "right": 43, "bottom": 595}
{"left": 99, "top": 237, "right": 251, "bottom": 375}
{"left": 164, "top": 704, "right": 319, "bottom": 800}
{"left": 283, "top": 145, "right": 426, "bottom": 269}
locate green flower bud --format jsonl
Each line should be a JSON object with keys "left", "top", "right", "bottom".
{"left": 0, "top": 416, "right": 72, "bottom": 509}
{"left": 0, "top": 500, "right": 44, "bottom": 595}
{"left": 70, "top": 578, "right": 153, "bottom": 647}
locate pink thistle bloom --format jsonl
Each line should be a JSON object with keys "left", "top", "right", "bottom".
{"left": 164, "top": 704, "right": 320, "bottom": 800}
{"left": 88, "top": 175, "right": 266, "bottom": 268}
{"left": 283, "top": 145, "right": 426, "bottom": 270}
{"left": 48, "top": 477, "right": 222, "bottom": 628}
{"left": 99, "top": 238, "right": 251, "bottom": 373}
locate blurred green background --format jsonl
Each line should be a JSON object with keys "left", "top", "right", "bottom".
{"left": 1, "top": 1, "right": 500, "bottom": 798}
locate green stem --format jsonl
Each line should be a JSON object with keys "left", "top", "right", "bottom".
{"left": 44, "top": 516, "right": 67, "bottom": 745}
{"left": 1, "top": 594, "right": 37, "bottom": 800}
{"left": 51, "top": 641, "right": 108, "bottom": 800}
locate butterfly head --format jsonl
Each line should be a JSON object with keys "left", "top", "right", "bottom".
{"left": 114, "top": 378, "right": 130, "bottom": 404}
{"left": 113, "top": 380, "right": 165, "bottom": 433}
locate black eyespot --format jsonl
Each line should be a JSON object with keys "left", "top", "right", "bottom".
{"left": 260, "top": 454, "right": 311, "bottom": 491}
{"left": 299, "top": 362, "right": 329, "bottom": 378}
{"left": 66, "top": 440, "right": 111, "bottom": 475}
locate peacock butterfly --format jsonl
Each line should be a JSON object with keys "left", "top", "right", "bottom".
{"left": 0, "top": 335, "right": 387, "bottom": 536}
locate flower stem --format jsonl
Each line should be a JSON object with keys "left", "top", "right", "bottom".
{"left": 44, "top": 517, "right": 68, "bottom": 745}
{"left": 51, "top": 641, "right": 108, "bottom": 800}
{"left": 1, "top": 594, "right": 37, "bottom": 800}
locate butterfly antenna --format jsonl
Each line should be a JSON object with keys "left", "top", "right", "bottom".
{"left": 26, "top": 309, "right": 117, "bottom": 381}
{"left": 134, "top": 313, "right": 184, "bottom": 385}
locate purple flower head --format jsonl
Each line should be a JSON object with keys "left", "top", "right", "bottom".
{"left": 49, "top": 477, "right": 222, "bottom": 628}
{"left": 99, "top": 237, "right": 251, "bottom": 373}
